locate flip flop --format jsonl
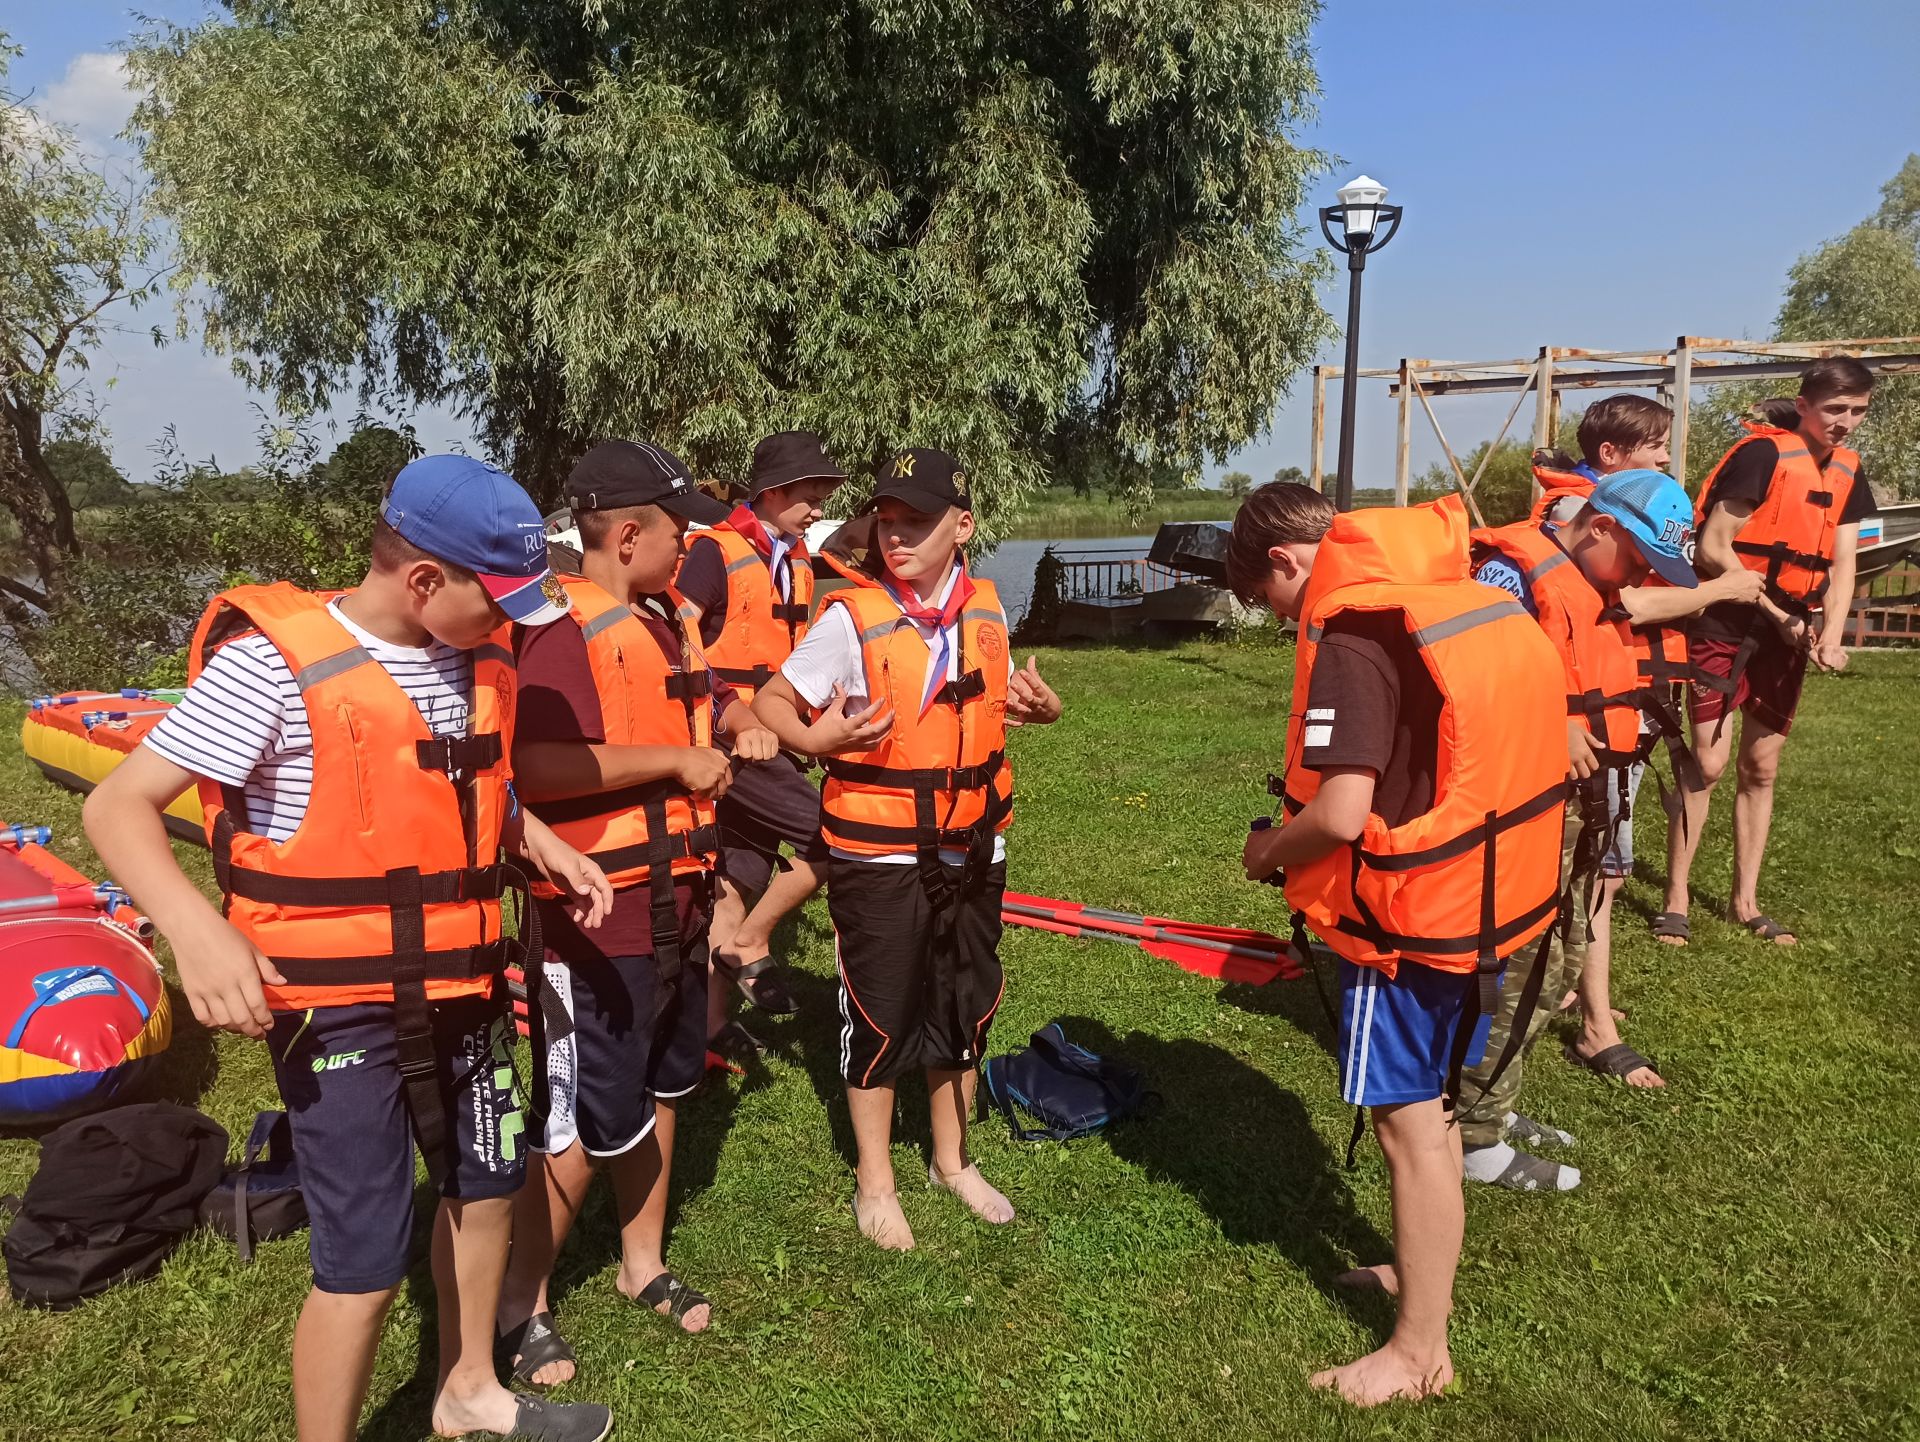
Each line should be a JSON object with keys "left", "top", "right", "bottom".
{"left": 636, "top": 1270, "right": 711, "bottom": 1331}
{"left": 1565, "top": 1041, "right": 1661, "bottom": 1084}
{"left": 712, "top": 949, "right": 799, "bottom": 1014}
{"left": 494, "top": 1311, "right": 576, "bottom": 1391}
{"left": 1649, "top": 912, "right": 1690, "bottom": 946}
{"left": 1730, "top": 911, "right": 1797, "bottom": 944}
{"left": 503, "top": 1395, "right": 613, "bottom": 1441}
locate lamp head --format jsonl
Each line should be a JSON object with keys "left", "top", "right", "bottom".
{"left": 1336, "top": 174, "right": 1388, "bottom": 239}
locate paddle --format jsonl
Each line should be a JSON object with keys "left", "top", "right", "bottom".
{"left": 1003, "top": 889, "right": 1310, "bottom": 963}
{"left": 0, "top": 826, "right": 52, "bottom": 849}
{"left": 31, "top": 689, "right": 181, "bottom": 710}
{"left": 1001, "top": 904, "right": 1300, "bottom": 985}
{"left": 80, "top": 708, "right": 174, "bottom": 728}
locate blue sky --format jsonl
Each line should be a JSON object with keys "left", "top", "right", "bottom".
{"left": 9, "top": 2, "right": 1920, "bottom": 489}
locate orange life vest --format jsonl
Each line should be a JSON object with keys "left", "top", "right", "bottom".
{"left": 1472, "top": 521, "right": 1648, "bottom": 763}
{"left": 684, "top": 522, "right": 815, "bottom": 703}
{"left": 190, "top": 583, "right": 517, "bottom": 1013}
{"left": 1696, "top": 424, "right": 1859, "bottom": 616}
{"left": 1282, "top": 497, "right": 1567, "bottom": 995}
{"left": 1526, "top": 451, "right": 1595, "bottom": 524}
{"left": 523, "top": 575, "right": 718, "bottom": 907}
{"left": 819, "top": 579, "right": 1014, "bottom": 861}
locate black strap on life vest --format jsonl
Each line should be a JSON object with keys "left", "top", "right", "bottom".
{"left": 821, "top": 752, "right": 1008, "bottom": 850}
{"left": 529, "top": 777, "right": 691, "bottom": 827}
{"left": 663, "top": 670, "right": 714, "bottom": 705}
{"left": 711, "top": 663, "right": 775, "bottom": 690}
{"left": 769, "top": 601, "right": 809, "bottom": 628}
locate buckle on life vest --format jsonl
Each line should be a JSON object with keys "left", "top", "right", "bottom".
{"left": 663, "top": 670, "right": 714, "bottom": 703}
{"left": 931, "top": 669, "right": 987, "bottom": 708}
{"left": 1266, "top": 772, "right": 1287, "bottom": 799}
{"left": 415, "top": 733, "right": 503, "bottom": 781}
{"left": 770, "top": 602, "right": 809, "bottom": 624}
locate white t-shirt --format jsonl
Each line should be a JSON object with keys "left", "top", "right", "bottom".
{"left": 145, "top": 599, "right": 475, "bottom": 843}
{"left": 781, "top": 570, "right": 1012, "bottom": 865}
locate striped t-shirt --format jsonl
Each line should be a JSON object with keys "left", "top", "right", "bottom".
{"left": 145, "top": 599, "right": 474, "bottom": 843}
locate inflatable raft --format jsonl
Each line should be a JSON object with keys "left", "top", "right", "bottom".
{"left": 21, "top": 691, "right": 203, "bottom": 842}
{"left": 0, "top": 823, "right": 170, "bottom": 1125}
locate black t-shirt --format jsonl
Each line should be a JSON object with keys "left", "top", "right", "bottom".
{"left": 1299, "top": 610, "right": 1442, "bottom": 829}
{"left": 676, "top": 535, "right": 731, "bottom": 648}
{"left": 1697, "top": 438, "right": 1877, "bottom": 638}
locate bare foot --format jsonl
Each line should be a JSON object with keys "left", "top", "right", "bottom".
{"left": 928, "top": 1162, "right": 1015, "bottom": 1224}
{"left": 1310, "top": 1341, "right": 1455, "bottom": 1406}
{"left": 1655, "top": 934, "right": 1688, "bottom": 947}
{"left": 616, "top": 1267, "right": 712, "bottom": 1333}
{"left": 853, "top": 1189, "right": 916, "bottom": 1250}
{"left": 429, "top": 1379, "right": 519, "bottom": 1437}
{"left": 1333, "top": 1263, "right": 1398, "bottom": 1295}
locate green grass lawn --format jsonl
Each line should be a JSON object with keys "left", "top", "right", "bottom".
{"left": 1, "top": 647, "right": 1917, "bottom": 1441}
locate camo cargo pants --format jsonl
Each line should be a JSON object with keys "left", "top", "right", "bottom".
{"left": 1456, "top": 807, "right": 1587, "bottom": 1148}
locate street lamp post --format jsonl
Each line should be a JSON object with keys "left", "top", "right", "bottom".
{"left": 1319, "top": 175, "right": 1402, "bottom": 511}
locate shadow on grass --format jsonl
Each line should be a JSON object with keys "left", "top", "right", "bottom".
{"left": 1215, "top": 963, "right": 1342, "bottom": 1060}
{"left": 1054, "top": 1014, "right": 1394, "bottom": 1343}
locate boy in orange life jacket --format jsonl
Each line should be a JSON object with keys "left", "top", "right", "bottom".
{"left": 83, "top": 456, "right": 618, "bottom": 1442}
{"left": 751, "top": 449, "right": 1061, "bottom": 1251}
{"left": 1231, "top": 483, "right": 1567, "bottom": 1407}
{"left": 1460, "top": 472, "right": 1702, "bottom": 1185}
{"left": 1662, "top": 357, "right": 1877, "bottom": 947}
{"left": 676, "top": 431, "right": 847, "bottom": 1044}
{"left": 496, "top": 440, "right": 782, "bottom": 1384}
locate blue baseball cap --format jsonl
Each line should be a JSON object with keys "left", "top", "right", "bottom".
{"left": 1586, "top": 469, "right": 1699, "bottom": 588}
{"left": 382, "top": 455, "right": 571, "bottom": 625}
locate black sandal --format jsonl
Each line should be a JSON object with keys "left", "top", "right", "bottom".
{"left": 713, "top": 949, "right": 799, "bottom": 1014}
{"left": 1649, "top": 912, "right": 1690, "bottom": 946}
{"left": 637, "top": 1270, "right": 711, "bottom": 1330}
{"left": 1565, "top": 1041, "right": 1661, "bottom": 1083}
{"left": 1731, "top": 911, "right": 1797, "bottom": 944}
{"left": 505, "top": 1395, "right": 612, "bottom": 1441}
{"left": 495, "top": 1310, "right": 577, "bottom": 1390}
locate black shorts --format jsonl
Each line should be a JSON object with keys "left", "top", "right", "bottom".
{"left": 536, "top": 947, "right": 710, "bottom": 1157}
{"left": 829, "top": 857, "right": 1006, "bottom": 1087}
{"left": 717, "top": 751, "right": 828, "bottom": 892}
{"left": 266, "top": 993, "right": 524, "bottom": 1294}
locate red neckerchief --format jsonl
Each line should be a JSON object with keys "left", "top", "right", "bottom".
{"left": 882, "top": 562, "right": 974, "bottom": 632}
{"left": 726, "top": 505, "right": 810, "bottom": 564}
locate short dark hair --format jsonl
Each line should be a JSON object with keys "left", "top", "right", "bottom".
{"left": 1799, "top": 356, "right": 1875, "bottom": 404}
{"left": 1576, "top": 394, "right": 1672, "bottom": 465}
{"left": 1225, "top": 482, "right": 1335, "bottom": 604}
{"left": 1749, "top": 396, "right": 1801, "bottom": 430}
{"left": 573, "top": 502, "right": 661, "bottom": 549}
{"left": 369, "top": 518, "right": 477, "bottom": 582}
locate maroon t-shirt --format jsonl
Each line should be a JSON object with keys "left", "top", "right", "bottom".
{"left": 514, "top": 596, "right": 735, "bottom": 961}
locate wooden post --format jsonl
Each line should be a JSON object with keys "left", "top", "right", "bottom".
{"left": 1670, "top": 336, "right": 1693, "bottom": 489}
{"left": 1310, "top": 366, "right": 1327, "bottom": 492}
{"left": 1532, "top": 346, "right": 1555, "bottom": 449}
{"left": 1395, "top": 359, "right": 1412, "bottom": 505}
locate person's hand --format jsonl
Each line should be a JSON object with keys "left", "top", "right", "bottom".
{"left": 1243, "top": 824, "right": 1286, "bottom": 884}
{"left": 675, "top": 746, "right": 736, "bottom": 800}
{"left": 1763, "top": 603, "right": 1809, "bottom": 649}
{"left": 1712, "top": 568, "right": 1765, "bottom": 605}
{"left": 1811, "top": 640, "right": 1849, "bottom": 673}
{"left": 1005, "top": 656, "right": 1062, "bottom": 726}
{"left": 806, "top": 684, "right": 895, "bottom": 754}
{"left": 523, "top": 829, "right": 615, "bottom": 929}
{"left": 729, "top": 722, "right": 780, "bottom": 762}
{"left": 1567, "top": 720, "right": 1600, "bottom": 780}
{"left": 171, "top": 912, "right": 285, "bottom": 1039}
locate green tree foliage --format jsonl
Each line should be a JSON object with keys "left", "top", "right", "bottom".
{"left": 1270, "top": 464, "right": 1306, "bottom": 486}
{"left": 0, "top": 39, "right": 162, "bottom": 605}
{"left": 131, "top": 0, "right": 1334, "bottom": 540}
{"left": 43, "top": 437, "right": 136, "bottom": 508}
{"left": 1221, "top": 469, "right": 1253, "bottom": 498}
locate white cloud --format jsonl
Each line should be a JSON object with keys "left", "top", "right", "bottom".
{"left": 39, "top": 52, "right": 138, "bottom": 146}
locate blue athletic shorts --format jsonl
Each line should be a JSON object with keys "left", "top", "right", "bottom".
{"left": 537, "top": 948, "right": 710, "bottom": 1158}
{"left": 1338, "top": 961, "right": 1493, "bottom": 1107}
{"left": 266, "top": 993, "right": 525, "bottom": 1294}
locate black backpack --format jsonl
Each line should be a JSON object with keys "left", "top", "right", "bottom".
{"left": 199, "top": 1111, "right": 308, "bottom": 1262}
{"left": 981, "top": 1023, "right": 1157, "bottom": 1142}
{"left": 2, "top": 1103, "right": 228, "bottom": 1310}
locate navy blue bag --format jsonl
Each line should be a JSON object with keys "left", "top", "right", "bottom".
{"left": 197, "top": 1111, "right": 307, "bottom": 1263}
{"left": 981, "top": 1023, "right": 1156, "bottom": 1141}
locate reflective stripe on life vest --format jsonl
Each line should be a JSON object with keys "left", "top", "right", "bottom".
{"left": 1695, "top": 424, "right": 1858, "bottom": 617}
{"left": 1282, "top": 497, "right": 1569, "bottom": 990}
{"left": 682, "top": 523, "right": 815, "bottom": 703}
{"left": 819, "top": 579, "right": 1014, "bottom": 858}
{"left": 1472, "top": 521, "right": 1649, "bottom": 763}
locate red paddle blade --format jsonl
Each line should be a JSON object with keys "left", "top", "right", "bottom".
{"left": 1138, "top": 933, "right": 1286, "bottom": 985}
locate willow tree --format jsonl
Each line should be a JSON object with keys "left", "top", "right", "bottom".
{"left": 131, "top": 0, "right": 1332, "bottom": 537}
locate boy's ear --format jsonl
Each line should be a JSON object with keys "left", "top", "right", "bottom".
{"left": 406, "top": 558, "right": 444, "bottom": 598}
{"left": 954, "top": 509, "right": 976, "bottom": 545}
{"left": 1266, "top": 543, "right": 1297, "bottom": 577}
{"left": 1595, "top": 440, "right": 1621, "bottom": 470}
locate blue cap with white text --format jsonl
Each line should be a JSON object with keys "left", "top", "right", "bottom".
{"left": 382, "top": 455, "right": 570, "bottom": 625}
{"left": 1586, "top": 469, "right": 1699, "bottom": 589}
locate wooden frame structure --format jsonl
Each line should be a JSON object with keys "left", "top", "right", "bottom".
{"left": 1308, "top": 335, "right": 1920, "bottom": 518}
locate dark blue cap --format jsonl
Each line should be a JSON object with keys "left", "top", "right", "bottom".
{"left": 382, "top": 455, "right": 569, "bottom": 624}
